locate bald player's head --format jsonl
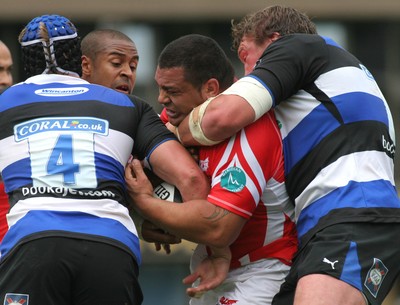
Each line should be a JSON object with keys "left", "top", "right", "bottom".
{"left": 0, "top": 41, "right": 13, "bottom": 89}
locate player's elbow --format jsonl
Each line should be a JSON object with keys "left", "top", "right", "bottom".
{"left": 179, "top": 171, "right": 210, "bottom": 201}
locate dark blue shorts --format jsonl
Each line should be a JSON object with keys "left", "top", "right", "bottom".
{"left": 0, "top": 237, "right": 142, "bottom": 305}
{"left": 272, "top": 222, "right": 400, "bottom": 305}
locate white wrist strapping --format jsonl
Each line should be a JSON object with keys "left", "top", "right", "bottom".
{"left": 221, "top": 76, "right": 273, "bottom": 121}
{"left": 188, "top": 97, "right": 222, "bottom": 146}
{"left": 172, "top": 125, "right": 181, "bottom": 142}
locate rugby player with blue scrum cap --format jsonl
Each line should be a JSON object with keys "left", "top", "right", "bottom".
{"left": 0, "top": 14, "right": 213, "bottom": 305}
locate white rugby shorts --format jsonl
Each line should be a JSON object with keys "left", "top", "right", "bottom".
{"left": 189, "top": 245, "right": 290, "bottom": 305}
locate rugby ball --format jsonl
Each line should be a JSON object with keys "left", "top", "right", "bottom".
{"left": 152, "top": 181, "right": 182, "bottom": 203}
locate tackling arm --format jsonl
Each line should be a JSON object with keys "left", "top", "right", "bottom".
{"left": 125, "top": 159, "right": 246, "bottom": 248}
{"left": 176, "top": 77, "right": 273, "bottom": 146}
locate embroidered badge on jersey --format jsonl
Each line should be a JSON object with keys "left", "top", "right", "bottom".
{"left": 199, "top": 157, "right": 209, "bottom": 172}
{"left": 3, "top": 293, "right": 29, "bottom": 305}
{"left": 364, "top": 258, "right": 388, "bottom": 298}
{"left": 220, "top": 166, "right": 246, "bottom": 192}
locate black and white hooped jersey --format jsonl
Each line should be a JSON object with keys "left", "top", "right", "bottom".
{"left": 248, "top": 34, "right": 400, "bottom": 246}
{"left": 0, "top": 74, "right": 175, "bottom": 264}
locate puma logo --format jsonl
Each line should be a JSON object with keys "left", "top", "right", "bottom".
{"left": 323, "top": 257, "right": 339, "bottom": 269}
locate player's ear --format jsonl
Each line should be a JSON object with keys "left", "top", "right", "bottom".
{"left": 270, "top": 32, "right": 281, "bottom": 42}
{"left": 81, "top": 55, "right": 92, "bottom": 77}
{"left": 202, "top": 78, "right": 220, "bottom": 99}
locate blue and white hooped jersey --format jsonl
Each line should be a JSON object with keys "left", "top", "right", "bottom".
{"left": 249, "top": 34, "right": 400, "bottom": 246}
{"left": 0, "top": 74, "right": 175, "bottom": 264}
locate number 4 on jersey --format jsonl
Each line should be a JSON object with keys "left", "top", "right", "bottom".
{"left": 46, "top": 134, "right": 79, "bottom": 185}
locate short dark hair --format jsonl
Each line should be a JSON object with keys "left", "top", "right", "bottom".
{"left": 18, "top": 14, "right": 82, "bottom": 78}
{"left": 158, "top": 34, "right": 235, "bottom": 91}
{"left": 81, "top": 29, "right": 136, "bottom": 60}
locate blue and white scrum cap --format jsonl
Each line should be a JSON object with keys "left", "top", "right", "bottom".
{"left": 20, "top": 14, "right": 77, "bottom": 46}
{"left": 19, "top": 14, "right": 80, "bottom": 77}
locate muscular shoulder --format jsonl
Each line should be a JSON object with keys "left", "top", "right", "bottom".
{"left": 252, "top": 34, "right": 330, "bottom": 103}
{"left": 264, "top": 34, "right": 326, "bottom": 56}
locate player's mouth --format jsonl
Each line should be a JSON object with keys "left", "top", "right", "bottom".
{"left": 165, "top": 108, "right": 178, "bottom": 118}
{"left": 115, "top": 84, "right": 131, "bottom": 94}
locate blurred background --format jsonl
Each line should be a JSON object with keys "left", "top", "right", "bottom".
{"left": 1, "top": 0, "right": 400, "bottom": 304}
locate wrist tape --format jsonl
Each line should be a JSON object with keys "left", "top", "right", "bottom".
{"left": 188, "top": 97, "right": 222, "bottom": 146}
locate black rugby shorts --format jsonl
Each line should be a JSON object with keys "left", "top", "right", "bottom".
{"left": 0, "top": 237, "right": 143, "bottom": 305}
{"left": 272, "top": 222, "right": 400, "bottom": 305}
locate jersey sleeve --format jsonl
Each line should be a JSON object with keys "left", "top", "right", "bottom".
{"left": 251, "top": 34, "right": 328, "bottom": 105}
{"left": 129, "top": 96, "right": 177, "bottom": 160}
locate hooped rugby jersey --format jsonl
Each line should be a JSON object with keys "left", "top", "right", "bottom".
{"left": 199, "top": 111, "right": 297, "bottom": 269}
{"left": 248, "top": 34, "right": 400, "bottom": 246}
{"left": 0, "top": 74, "right": 175, "bottom": 264}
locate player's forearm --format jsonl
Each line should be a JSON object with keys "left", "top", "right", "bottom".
{"left": 177, "top": 94, "right": 256, "bottom": 146}
{"left": 132, "top": 197, "right": 233, "bottom": 247}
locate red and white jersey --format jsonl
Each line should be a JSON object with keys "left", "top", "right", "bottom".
{"left": 199, "top": 111, "right": 297, "bottom": 269}
{"left": 0, "top": 182, "right": 8, "bottom": 242}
